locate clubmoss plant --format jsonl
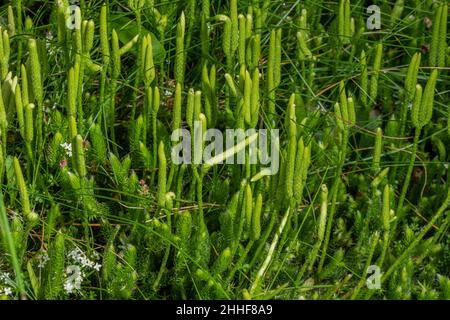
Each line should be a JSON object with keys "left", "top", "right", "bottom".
{"left": 397, "top": 69, "right": 438, "bottom": 219}
{"left": 0, "top": 0, "right": 448, "bottom": 301}
{"left": 429, "top": 3, "right": 448, "bottom": 67}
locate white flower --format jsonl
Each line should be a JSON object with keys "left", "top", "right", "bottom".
{"left": 60, "top": 142, "right": 73, "bottom": 157}
{"left": 3, "top": 287, "right": 12, "bottom": 296}
{"left": 63, "top": 281, "right": 75, "bottom": 294}
{"left": 37, "top": 252, "right": 50, "bottom": 269}
{"left": 0, "top": 272, "right": 10, "bottom": 282}
{"left": 68, "top": 247, "right": 100, "bottom": 270}
{"left": 93, "top": 263, "right": 102, "bottom": 272}
{"left": 46, "top": 31, "right": 54, "bottom": 41}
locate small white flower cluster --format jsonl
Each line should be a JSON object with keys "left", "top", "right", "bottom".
{"left": 45, "top": 31, "right": 56, "bottom": 56}
{"left": 0, "top": 271, "right": 13, "bottom": 297}
{"left": 60, "top": 142, "right": 73, "bottom": 157}
{"left": 63, "top": 247, "right": 102, "bottom": 295}
{"left": 0, "top": 271, "right": 10, "bottom": 282}
{"left": 36, "top": 251, "right": 50, "bottom": 269}
{"left": 67, "top": 247, "right": 102, "bottom": 271}
{"left": 0, "top": 287, "right": 12, "bottom": 296}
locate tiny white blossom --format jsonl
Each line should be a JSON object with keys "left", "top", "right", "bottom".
{"left": 37, "top": 252, "right": 50, "bottom": 269}
{"left": 63, "top": 281, "right": 75, "bottom": 294}
{"left": 3, "top": 287, "right": 12, "bottom": 296}
{"left": 0, "top": 272, "right": 10, "bottom": 282}
{"left": 60, "top": 142, "right": 73, "bottom": 157}
{"left": 46, "top": 31, "right": 54, "bottom": 41}
{"left": 93, "top": 263, "right": 102, "bottom": 272}
{"left": 68, "top": 247, "right": 100, "bottom": 270}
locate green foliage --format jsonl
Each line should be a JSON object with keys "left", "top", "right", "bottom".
{"left": 0, "top": 0, "right": 448, "bottom": 301}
